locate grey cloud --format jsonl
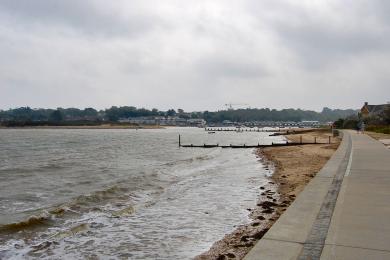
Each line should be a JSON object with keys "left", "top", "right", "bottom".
{"left": 0, "top": 0, "right": 162, "bottom": 37}
{"left": 196, "top": 56, "right": 269, "bottom": 79}
{"left": 275, "top": 23, "right": 389, "bottom": 69}
{"left": 248, "top": 0, "right": 390, "bottom": 69}
{"left": 0, "top": 0, "right": 389, "bottom": 111}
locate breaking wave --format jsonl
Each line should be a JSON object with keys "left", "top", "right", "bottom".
{"left": 0, "top": 212, "right": 53, "bottom": 233}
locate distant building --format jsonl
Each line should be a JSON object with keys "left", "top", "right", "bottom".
{"left": 222, "top": 120, "right": 234, "bottom": 126}
{"left": 119, "top": 117, "right": 157, "bottom": 125}
{"left": 187, "top": 119, "right": 206, "bottom": 127}
{"left": 360, "top": 102, "right": 389, "bottom": 118}
{"left": 175, "top": 118, "right": 188, "bottom": 126}
{"left": 157, "top": 116, "right": 184, "bottom": 126}
{"left": 299, "top": 120, "right": 320, "bottom": 127}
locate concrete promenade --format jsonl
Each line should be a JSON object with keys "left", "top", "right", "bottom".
{"left": 244, "top": 130, "right": 390, "bottom": 260}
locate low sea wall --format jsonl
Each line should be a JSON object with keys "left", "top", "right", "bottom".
{"left": 244, "top": 131, "right": 351, "bottom": 260}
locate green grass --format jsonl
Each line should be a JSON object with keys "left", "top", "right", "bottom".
{"left": 366, "top": 125, "right": 390, "bottom": 134}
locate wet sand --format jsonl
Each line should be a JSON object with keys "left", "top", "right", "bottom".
{"left": 196, "top": 129, "right": 340, "bottom": 260}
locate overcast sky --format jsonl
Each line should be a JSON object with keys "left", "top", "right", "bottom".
{"left": 0, "top": 0, "right": 389, "bottom": 111}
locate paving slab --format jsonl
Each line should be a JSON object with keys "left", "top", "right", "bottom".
{"left": 321, "top": 245, "right": 390, "bottom": 260}
{"left": 263, "top": 176, "right": 333, "bottom": 243}
{"left": 324, "top": 132, "right": 390, "bottom": 257}
{"left": 244, "top": 239, "right": 303, "bottom": 260}
{"left": 244, "top": 132, "right": 351, "bottom": 260}
{"left": 244, "top": 131, "right": 390, "bottom": 260}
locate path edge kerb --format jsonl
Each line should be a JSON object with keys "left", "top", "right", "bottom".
{"left": 244, "top": 130, "right": 352, "bottom": 260}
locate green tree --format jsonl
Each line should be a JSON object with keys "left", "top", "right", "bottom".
{"left": 333, "top": 118, "right": 344, "bottom": 128}
{"left": 83, "top": 108, "right": 98, "bottom": 117}
{"left": 49, "top": 109, "right": 63, "bottom": 122}
{"left": 167, "top": 109, "right": 176, "bottom": 117}
{"left": 382, "top": 106, "right": 390, "bottom": 124}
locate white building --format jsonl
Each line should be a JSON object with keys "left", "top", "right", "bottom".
{"left": 187, "top": 119, "right": 206, "bottom": 127}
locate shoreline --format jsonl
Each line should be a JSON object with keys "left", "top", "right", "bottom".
{"left": 196, "top": 129, "right": 340, "bottom": 260}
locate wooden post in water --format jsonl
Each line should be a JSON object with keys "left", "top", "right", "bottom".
{"left": 179, "top": 134, "right": 181, "bottom": 147}
{"left": 314, "top": 137, "right": 317, "bottom": 144}
{"left": 329, "top": 136, "right": 331, "bottom": 144}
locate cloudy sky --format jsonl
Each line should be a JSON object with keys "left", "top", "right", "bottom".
{"left": 0, "top": 0, "right": 389, "bottom": 111}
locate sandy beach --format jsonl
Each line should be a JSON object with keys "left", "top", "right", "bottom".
{"left": 196, "top": 129, "right": 340, "bottom": 260}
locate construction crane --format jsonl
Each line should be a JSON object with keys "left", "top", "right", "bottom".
{"left": 224, "top": 103, "right": 249, "bottom": 110}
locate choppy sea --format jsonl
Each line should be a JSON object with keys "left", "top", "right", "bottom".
{"left": 0, "top": 127, "right": 284, "bottom": 259}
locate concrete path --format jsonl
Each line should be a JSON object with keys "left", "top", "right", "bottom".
{"left": 244, "top": 131, "right": 390, "bottom": 260}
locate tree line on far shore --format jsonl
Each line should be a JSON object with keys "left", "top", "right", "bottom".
{"left": 202, "top": 107, "right": 356, "bottom": 123}
{"left": 0, "top": 106, "right": 358, "bottom": 126}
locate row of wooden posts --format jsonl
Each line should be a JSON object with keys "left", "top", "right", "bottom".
{"left": 204, "top": 128, "right": 282, "bottom": 132}
{"left": 178, "top": 134, "right": 332, "bottom": 148}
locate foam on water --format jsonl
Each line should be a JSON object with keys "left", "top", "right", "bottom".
{"left": 0, "top": 128, "right": 282, "bottom": 259}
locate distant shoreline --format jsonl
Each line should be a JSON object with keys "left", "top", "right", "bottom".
{"left": 0, "top": 124, "right": 164, "bottom": 129}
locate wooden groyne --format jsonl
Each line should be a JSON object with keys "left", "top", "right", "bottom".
{"left": 178, "top": 135, "right": 332, "bottom": 149}
{"left": 179, "top": 142, "right": 329, "bottom": 148}
{"left": 205, "top": 127, "right": 282, "bottom": 133}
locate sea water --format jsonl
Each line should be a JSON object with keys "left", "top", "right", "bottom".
{"left": 0, "top": 127, "right": 284, "bottom": 259}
